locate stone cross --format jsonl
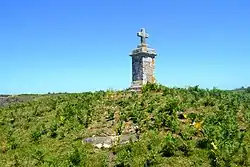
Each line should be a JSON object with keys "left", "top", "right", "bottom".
{"left": 130, "top": 28, "right": 157, "bottom": 91}
{"left": 137, "top": 28, "right": 149, "bottom": 45}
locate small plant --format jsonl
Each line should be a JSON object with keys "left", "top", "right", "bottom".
{"left": 69, "top": 147, "right": 81, "bottom": 166}
{"left": 31, "top": 130, "right": 42, "bottom": 142}
{"left": 161, "top": 133, "right": 177, "bottom": 157}
{"left": 32, "top": 148, "right": 45, "bottom": 165}
{"left": 116, "top": 121, "right": 124, "bottom": 135}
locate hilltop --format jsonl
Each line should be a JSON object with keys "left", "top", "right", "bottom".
{"left": 1, "top": 84, "right": 250, "bottom": 167}
{"left": 0, "top": 95, "right": 37, "bottom": 108}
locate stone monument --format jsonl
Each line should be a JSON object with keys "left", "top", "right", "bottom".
{"left": 129, "top": 28, "right": 157, "bottom": 91}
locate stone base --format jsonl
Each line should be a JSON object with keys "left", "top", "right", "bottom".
{"left": 129, "top": 84, "right": 142, "bottom": 92}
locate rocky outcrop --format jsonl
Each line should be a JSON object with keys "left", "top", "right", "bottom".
{"left": 83, "top": 134, "right": 139, "bottom": 149}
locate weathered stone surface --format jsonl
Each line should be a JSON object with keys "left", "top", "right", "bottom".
{"left": 137, "top": 28, "right": 149, "bottom": 44}
{"left": 129, "top": 28, "right": 157, "bottom": 91}
{"left": 83, "top": 134, "right": 139, "bottom": 149}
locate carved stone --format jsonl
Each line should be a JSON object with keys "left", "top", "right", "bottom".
{"left": 129, "top": 28, "right": 157, "bottom": 91}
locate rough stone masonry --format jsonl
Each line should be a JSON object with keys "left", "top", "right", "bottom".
{"left": 129, "top": 28, "right": 157, "bottom": 91}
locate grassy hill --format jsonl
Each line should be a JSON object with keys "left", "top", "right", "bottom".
{"left": 1, "top": 84, "right": 250, "bottom": 167}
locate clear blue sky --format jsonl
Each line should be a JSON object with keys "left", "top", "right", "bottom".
{"left": 1, "top": 0, "right": 249, "bottom": 94}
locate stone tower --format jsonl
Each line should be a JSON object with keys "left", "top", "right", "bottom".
{"left": 129, "top": 28, "right": 157, "bottom": 91}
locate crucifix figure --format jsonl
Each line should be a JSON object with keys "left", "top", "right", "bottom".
{"left": 137, "top": 28, "right": 149, "bottom": 45}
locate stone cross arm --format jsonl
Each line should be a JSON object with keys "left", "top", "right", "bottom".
{"left": 137, "top": 28, "right": 149, "bottom": 45}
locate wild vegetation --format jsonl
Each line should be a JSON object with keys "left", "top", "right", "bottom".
{"left": 1, "top": 84, "right": 250, "bottom": 167}
{"left": 233, "top": 86, "right": 250, "bottom": 93}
